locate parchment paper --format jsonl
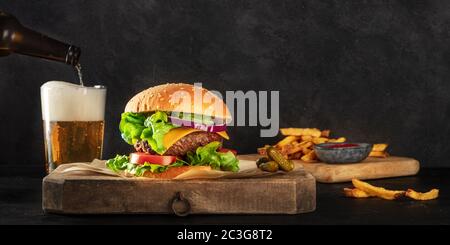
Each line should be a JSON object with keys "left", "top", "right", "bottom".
{"left": 54, "top": 158, "right": 303, "bottom": 180}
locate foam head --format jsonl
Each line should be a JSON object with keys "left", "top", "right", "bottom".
{"left": 41, "top": 81, "right": 106, "bottom": 121}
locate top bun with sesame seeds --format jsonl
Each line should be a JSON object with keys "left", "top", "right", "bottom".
{"left": 124, "top": 83, "right": 231, "bottom": 121}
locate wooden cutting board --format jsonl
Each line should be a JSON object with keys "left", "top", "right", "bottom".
{"left": 238, "top": 154, "right": 420, "bottom": 183}
{"left": 42, "top": 166, "right": 316, "bottom": 215}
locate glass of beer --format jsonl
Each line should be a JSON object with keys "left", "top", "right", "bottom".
{"left": 40, "top": 81, "right": 106, "bottom": 173}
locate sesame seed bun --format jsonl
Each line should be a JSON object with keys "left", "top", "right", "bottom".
{"left": 124, "top": 83, "right": 231, "bottom": 121}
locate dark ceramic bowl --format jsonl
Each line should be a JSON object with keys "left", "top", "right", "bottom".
{"left": 313, "top": 143, "right": 373, "bottom": 164}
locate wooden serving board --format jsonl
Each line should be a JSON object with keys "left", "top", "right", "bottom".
{"left": 239, "top": 155, "right": 420, "bottom": 183}
{"left": 42, "top": 166, "right": 316, "bottom": 215}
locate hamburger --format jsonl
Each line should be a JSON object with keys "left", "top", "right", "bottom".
{"left": 106, "top": 83, "right": 239, "bottom": 178}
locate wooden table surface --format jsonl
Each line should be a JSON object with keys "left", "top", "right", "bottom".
{"left": 0, "top": 166, "right": 449, "bottom": 225}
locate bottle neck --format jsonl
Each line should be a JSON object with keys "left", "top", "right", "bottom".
{"left": 1, "top": 10, "right": 81, "bottom": 66}
{"left": 10, "top": 25, "right": 81, "bottom": 66}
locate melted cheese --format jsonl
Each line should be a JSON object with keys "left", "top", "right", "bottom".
{"left": 162, "top": 128, "right": 230, "bottom": 151}
{"left": 216, "top": 131, "right": 229, "bottom": 140}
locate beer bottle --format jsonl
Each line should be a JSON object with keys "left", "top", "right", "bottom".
{"left": 0, "top": 10, "right": 80, "bottom": 65}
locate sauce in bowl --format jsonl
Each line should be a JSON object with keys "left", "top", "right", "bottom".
{"left": 326, "top": 143, "right": 359, "bottom": 148}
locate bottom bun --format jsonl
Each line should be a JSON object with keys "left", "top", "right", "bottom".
{"left": 142, "top": 166, "right": 212, "bottom": 179}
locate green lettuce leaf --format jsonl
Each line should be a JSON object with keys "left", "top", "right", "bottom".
{"left": 119, "top": 113, "right": 146, "bottom": 145}
{"left": 119, "top": 111, "right": 178, "bottom": 154}
{"left": 105, "top": 154, "right": 187, "bottom": 177}
{"left": 132, "top": 161, "right": 185, "bottom": 176}
{"left": 186, "top": 141, "right": 239, "bottom": 172}
{"left": 105, "top": 154, "right": 130, "bottom": 172}
{"left": 143, "top": 111, "right": 178, "bottom": 154}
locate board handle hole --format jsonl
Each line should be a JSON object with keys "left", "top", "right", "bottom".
{"left": 170, "top": 192, "right": 191, "bottom": 217}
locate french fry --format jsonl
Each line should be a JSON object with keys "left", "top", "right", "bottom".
{"left": 312, "top": 137, "right": 329, "bottom": 145}
{"left": 283, "top": 142, "right": 309, "bottom": 155}
{"left": 301, "top": 150, "right": 317, "bottom": 163}
{"left": 301, "top": 135, "right": 313, "bottom": 141}
{"left": 405, "top": 189, "right": 439, "bottom": 201}
{"left": 328, "top": 137, "right": 346, "bottom": 143}
{"left": 372, "top": 143, "right": 388, "bottom": 152}
{"left": 344, "top": 185, "right": 439, "bottom": 201}
{"left": 302, "top": 147, "right": 312, "bottom": 155}
{"left": 289, "top": 152, "right": 303, "bottom": 160}
{"left": 275, "top": 135, "right": 300, "bottom": 147}
{"left": 281, "top": 141, "right": 311, "bottom": 156}
{"left": 351, "top": 179, "right": 404, "bottom": 200}
{"left": 300, "top": 141, "right": 313, "bottom": 151}
{"left": 343, "top": 188, "right": 374, "bottom": 198}
{"left": 369, "top": 151, "right": 389, "bottom": 158}
{"left": 321, "top": 129, "right": 331, "bottom": 138}
{"left": 280, "top": 128, "right": 321, "bottom": 137}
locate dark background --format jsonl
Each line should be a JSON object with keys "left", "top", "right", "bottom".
{"left": 0, "top": 0, "right": 449, "bottom": 168}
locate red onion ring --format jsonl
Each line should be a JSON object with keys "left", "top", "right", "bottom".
{"left": 168, "top": 116, "right": 227, "bottom": 132}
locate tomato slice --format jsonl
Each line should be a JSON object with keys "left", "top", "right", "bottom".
{"left": 218, "top": 148, "right": 237, "bottom": 156}
{"left": 129, "top": 153, "right": 177, "bottom": 166}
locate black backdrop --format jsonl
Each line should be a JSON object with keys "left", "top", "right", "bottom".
{"left": 0, "top": 0, "right": 449, "bottom": 167}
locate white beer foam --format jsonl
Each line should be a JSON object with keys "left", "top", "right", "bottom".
{"left": 41, "top": 81, "right": 106, "bottom": 121}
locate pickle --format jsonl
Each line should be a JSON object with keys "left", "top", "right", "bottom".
{"left": 259, "top": 161, "right": 279, "bottom": 172}
{"left": 256, "top": 157, "right": 269, "bottom": 167}
{"left": 267, "top": 147, "right": 294, "bottom": 172}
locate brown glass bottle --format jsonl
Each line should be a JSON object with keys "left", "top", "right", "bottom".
{"left": 0, "top": 10, "right": 80, "bottom": 65}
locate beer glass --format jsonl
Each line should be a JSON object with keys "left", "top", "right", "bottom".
{"left": 41, "top": 81, "right": 106, "bottom": 173}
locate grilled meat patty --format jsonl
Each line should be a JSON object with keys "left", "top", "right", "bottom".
{"left": 134, "top": 131, "right": 223, "bottom": 157}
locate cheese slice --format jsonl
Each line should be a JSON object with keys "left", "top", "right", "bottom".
{"left": 162, "top": 127, "right": 229, "bottom": 152}
{"left": 216, "top": 131, "right": 229, "bottom": 140}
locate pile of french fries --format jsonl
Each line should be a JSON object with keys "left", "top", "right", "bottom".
{"left": 344, "top": 179, "right": 439, "bottom": 201}
{"left": 258, "top": 128, "right": 389, "bottom": 163}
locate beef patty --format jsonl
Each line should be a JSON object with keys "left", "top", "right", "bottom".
{"left": 134, "top": 131, "right": 222, "bottom": 156}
